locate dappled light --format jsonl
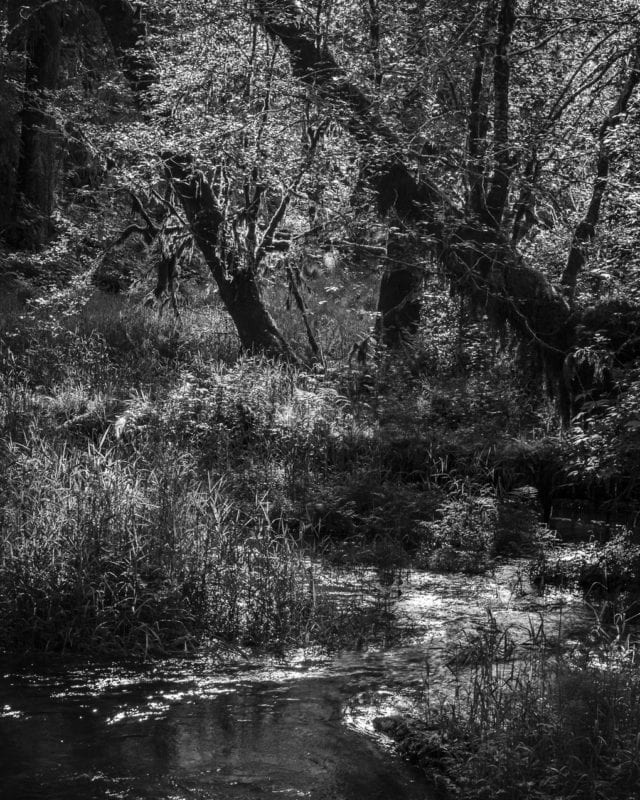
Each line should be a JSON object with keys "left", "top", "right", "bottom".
{"left": 3, "top": 0, "right": 640, "bottom": 798}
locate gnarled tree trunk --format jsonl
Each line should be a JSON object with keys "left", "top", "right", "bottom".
{"left": 164, "top": 154, "right": 299, "bottom": 362}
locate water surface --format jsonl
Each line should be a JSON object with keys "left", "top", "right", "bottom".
{"left": 0, "top": 562, "right": 590, "bottom": 800}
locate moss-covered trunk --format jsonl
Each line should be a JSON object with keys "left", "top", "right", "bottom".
{"left": 165, "top": 154, "right": 299, "bottom": 362}
{"left": 376, "top": 228, "right": 424, "bottom": 347}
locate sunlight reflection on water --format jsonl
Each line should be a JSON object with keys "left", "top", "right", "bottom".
{"left": 0, "top": 560, "right": 593, "bottom": 800}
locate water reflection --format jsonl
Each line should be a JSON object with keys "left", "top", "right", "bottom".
{"left": 0, "top": 656, "right": 431, "bottom": 799}
{"left": 0, "top": 562, "right": 591, "bottom": 800}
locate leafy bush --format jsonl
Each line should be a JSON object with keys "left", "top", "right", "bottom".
{"left": 414, "top": 491, "right": 499, "bottom": 573}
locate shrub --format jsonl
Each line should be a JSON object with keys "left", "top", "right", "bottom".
{"left": 415, "top": 491, "right": 499, "bottom": 573}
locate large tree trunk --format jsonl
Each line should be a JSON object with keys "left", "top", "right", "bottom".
{"left": 376, "top": 225, "right": 424, "bottom": 347}
{"left": 7, "top": 0, "right": 62, "bottom": 250}
{"left": 482, "top": 0, "right": 516, "bottom": 229}
{"left": 91, "top": 0, "right": 158, "bottom": 100}
{"left": 0, "top": 3, "right": 22, "bottom": 234}
{"left": 164, "top": 154, "right": 299, "bottom": 362}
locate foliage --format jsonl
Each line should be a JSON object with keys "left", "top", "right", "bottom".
{"left": 532, "top": 530, "right": 640, "bottom": 620}
{"left": 567, "top": 369, "right": 640, "bottom": 503}
{"left": 381, "top": 613, "right": 640, "bottom": 800}
{"left": 3, "top": 11, "right": 640, "bottom": 800}
{"left": 415, "top": 491, "right": 499, "bottom": 574}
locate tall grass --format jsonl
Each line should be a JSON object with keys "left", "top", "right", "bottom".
{"left": 0, "top": 432, "right": 392, "bottom": 656}
{"left": 0, "top": 438, "right": 305, "bottom": 655}
{"left": 416, "top": 613, "right": 640, "bottom": 800}
{"left": 0, "top": 289, "right": 403, "bottom": 657}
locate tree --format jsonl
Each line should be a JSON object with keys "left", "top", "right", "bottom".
{"left": 256, "top": 0, "right": 640, "bottom": 415}
{"left": 0, "top": 0, "right": 156, "bottom": 250}
{"left": 5, "top": 0, "right": 640, "bottom": 413}
{"left": 164, "top": 152, "right": 301, "bottom": 360}
{"left": 5, "top": 0, "right": 63, "bottom": 249}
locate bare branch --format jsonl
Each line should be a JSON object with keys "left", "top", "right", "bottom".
{"left": 254, "top": 119, "right": 328, "bottom": 265}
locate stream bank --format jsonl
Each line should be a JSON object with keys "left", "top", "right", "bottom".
{"left": 0, "top": 561, "right": 594, "bottom": 800}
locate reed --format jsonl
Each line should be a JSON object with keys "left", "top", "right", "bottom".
{"left": 0, "top": 432, "right": 388, "bottom": 656}
{"left": 418, "top": 612, "right": 640, "bottom": 800}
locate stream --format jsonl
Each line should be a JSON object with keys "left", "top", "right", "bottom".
{"left": 0, "top": 561, "right": 592, "bottom": 800}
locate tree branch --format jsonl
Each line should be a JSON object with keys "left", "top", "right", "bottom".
{"left": 254, "top": 120, "right": 327, "bottom": 265}
{"left": 255, "top": 0, "right": 452, "bottom": 222}
{"left": 163, "top": 153, "right": 226, "bottom": 286}
{"left": 286, "top": 264, "right": 322, "bottom": 360}
{"left": 561, "top": 41, "right": 640, "bottom": 303}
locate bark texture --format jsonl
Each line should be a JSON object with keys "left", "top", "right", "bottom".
{"left": 92, "top": 0, "right": 158, "bottom": 98}
{"left": 164, "top": 154, "right": 299, "bottom": 362}
{"left": 8, "top": 0, "right": 63, "bottom": 249}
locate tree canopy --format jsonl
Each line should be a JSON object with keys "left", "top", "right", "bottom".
{"left": 2, "top": 0, "right": 640, "bottom": 418}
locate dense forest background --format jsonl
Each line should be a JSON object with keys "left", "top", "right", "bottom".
{"left": 3, "top": 0, "right": 640, "bottom": 404}
{"left": 3, "top": 3, "right": 640, "bottom": 796}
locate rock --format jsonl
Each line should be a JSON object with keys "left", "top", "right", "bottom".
{"left": 373, "top": 714, "right": 406, "bottom": 735}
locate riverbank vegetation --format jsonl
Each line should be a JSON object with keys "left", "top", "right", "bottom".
{"left": 378, "top": 610, "right": 640, "bottom": 800}
{"left": 0, "top": 279, "right": 543, "bottom": 656}
{"left": 3, "top": 1, "right": 640, "bottom": 797}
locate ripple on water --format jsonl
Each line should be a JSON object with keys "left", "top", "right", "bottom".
{"left": 0, "top": 560, "right": 593, "bottom": 800}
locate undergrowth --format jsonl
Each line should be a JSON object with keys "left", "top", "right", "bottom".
{"left": 411, "top": 613, "right": 640, "bottom": 800}
{"left": 0, "top": 286, "right": 436, "bottom": 657}
{"left": 0, "top": 281, "right": 590, "bottom": 659}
